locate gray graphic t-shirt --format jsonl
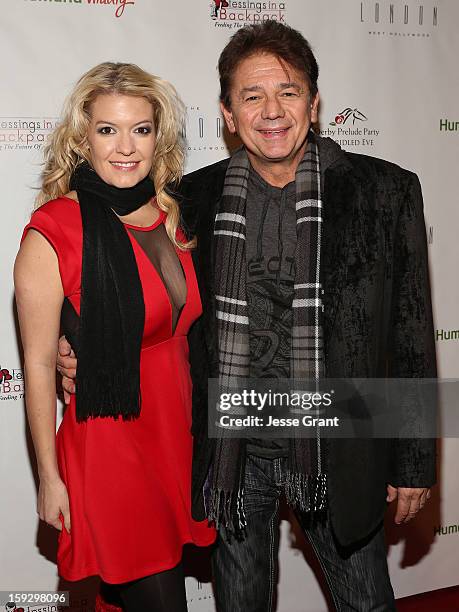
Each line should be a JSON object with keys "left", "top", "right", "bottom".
{"left": 246, "top": 166, "right": 297, "bottom": 458}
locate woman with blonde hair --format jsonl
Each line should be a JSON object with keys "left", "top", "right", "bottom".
{"left": 14, "top": 62, "right": 215, "bottom": 610}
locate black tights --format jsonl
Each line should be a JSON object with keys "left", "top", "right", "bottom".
{"left": 100, "top": 563, "right": 187, "bottom": 612}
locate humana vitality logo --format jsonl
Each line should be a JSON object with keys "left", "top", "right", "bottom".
{"left": 440, "top": 119, "right": 459, "bottom": 132}
{"left": 436, "top": 329, "right": 459, "bottom": 341}
{"left": 24, "top": 0, "right": 135, "bottom": 19}
{"left": 210, "top": 1, "right": 287, "bottom": 29}
{"left": 434, "top": 522, "right": 459, "bottom": 536}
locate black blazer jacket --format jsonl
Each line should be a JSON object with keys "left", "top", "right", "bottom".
{"left": 178, "top": 142, "right": 436, "bottom": 546}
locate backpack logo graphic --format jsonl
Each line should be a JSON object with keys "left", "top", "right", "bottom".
{"left": 0, "top": 365, "right": 24, "bottom": 400}
{"left": 211, "top": 0, "right": 229, "bottom": 19}
{"left": 0, "top": 367, "right": 13, "bottom": 385}
{"left": 330, "top": 108, "right": 368, "bottom": 126}
{"left": 5, "top": 603, "right": 25, "bottom": 612}
{"left": 209, "top": 0, "right": 287, "bottom": 28}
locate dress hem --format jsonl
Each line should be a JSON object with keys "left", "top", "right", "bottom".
{"left": 58, "top": 533, "right": 216, "bottom": 584}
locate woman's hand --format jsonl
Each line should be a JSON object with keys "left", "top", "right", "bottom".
{"left": 38, "top": 474, "right": 71, "bottom": 533}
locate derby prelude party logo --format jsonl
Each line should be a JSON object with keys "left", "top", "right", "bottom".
{"left": 320, "top": 106, "right": 380, "bottom": 150}
{"left": 24, "top": 0, "right": 135, "bottom": 19}
{"left": 329, "top": 107, "right": 368, "bottom": 126}
{"left": 210, "top": 1, "right": 287, "bottom": 30}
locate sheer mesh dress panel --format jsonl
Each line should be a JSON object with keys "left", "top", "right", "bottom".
{"left": 128, "top": 223, "right": 187, "bottom": 334}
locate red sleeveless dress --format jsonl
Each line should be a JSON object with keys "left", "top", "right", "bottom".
{"left": 23, "top": 196, "right": 215, "bottom": 583}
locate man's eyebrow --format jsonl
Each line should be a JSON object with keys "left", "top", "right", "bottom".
{"left": 239, "top": 82, "right": 303, "bottom": 95}
{"left": 278, "top": 81, "right": 303, "bottom": 90}
{"left": 239, "top": 85, "right": 264, "bottom": 95}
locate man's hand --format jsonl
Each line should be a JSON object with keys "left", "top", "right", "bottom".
{"left": 387, "top": 485, "right": 431, "bottom": 524}
{"left": 57, "top": 336, "right": 77, "bottom": 404}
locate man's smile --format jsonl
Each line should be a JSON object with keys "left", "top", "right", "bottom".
{"left": 257, "top": 127, "right": 291, "bottom": 138}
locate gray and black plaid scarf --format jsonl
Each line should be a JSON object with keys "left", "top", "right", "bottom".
{"left": 210, "top": 135, "right": 327, "bottom": 535}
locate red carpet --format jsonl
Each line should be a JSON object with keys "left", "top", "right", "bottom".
{"left": 397, "top": 586, "right": 459, "bottom": 611}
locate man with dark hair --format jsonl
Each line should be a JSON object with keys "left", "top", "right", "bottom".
{"left": 59, "top": 20, "right": 435, "bottom": 611}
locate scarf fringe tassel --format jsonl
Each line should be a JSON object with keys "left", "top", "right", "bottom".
{"left": 208, "top": 473, "right": 327, "bottom": 536}
{"left": 285, "top": 472, "right": 328, "bottom": 513}
{"left": 208, "top": 487, "right": 247, "bottom": 538}
{"left": 76, "top": 373, "right": 141, "bottom": 422}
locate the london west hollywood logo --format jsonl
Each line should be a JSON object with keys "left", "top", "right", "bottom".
{"left": 210, "top": 1, "right": 287, "bottom": 29}
{"left": 184, "top": 105, "right": 227, "bottom": 154}
{"left": 359, "top": 1, "right": 438, "bottom": 37}
{"left": 320, "top": 106, "right": 380, "bottom": 149}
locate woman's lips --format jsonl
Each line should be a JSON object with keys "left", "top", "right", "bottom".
{"left": 109, "top": 161, "right": 141, "bottom": 171}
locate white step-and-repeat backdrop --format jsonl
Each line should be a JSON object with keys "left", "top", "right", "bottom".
{"left": 1, "top": 1, "right": 458, "bottom": 610}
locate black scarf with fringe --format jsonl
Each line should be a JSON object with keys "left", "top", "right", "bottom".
{"left": 68, "top": 163, "right": 155, "bottom": 422}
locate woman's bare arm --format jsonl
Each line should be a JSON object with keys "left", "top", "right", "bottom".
{"left": 14, "top": 230, "right": 70, "bottom": 531}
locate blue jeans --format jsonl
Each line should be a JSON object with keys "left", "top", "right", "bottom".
{"left": 212, "top": 454, "right": 396, "bottom": 612}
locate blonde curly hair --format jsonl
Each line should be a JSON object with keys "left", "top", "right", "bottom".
{"left": 36, "top": 62, "right": 191, "bottom": 249}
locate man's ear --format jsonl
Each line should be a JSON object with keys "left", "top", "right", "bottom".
{"left": 220, "top": 101, "right": 236, "bottom": 134}
{"left": 310, "top": 92, "right": 320, "bottom": 124}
